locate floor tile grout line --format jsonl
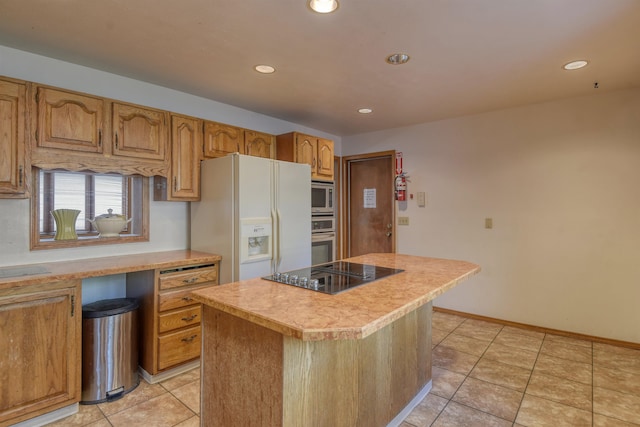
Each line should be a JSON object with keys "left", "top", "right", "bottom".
{"left": 513, "top": 331, "right": 546, "bottom": 426}
{"left": 431, "top": 318, "right": 519, "bottom": 425}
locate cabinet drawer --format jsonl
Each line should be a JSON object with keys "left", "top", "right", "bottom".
{"left": 159, "top": 266, "right": 218, "bottom": 290}
{"left": 157, "top": 326, "right": 201, "bottom": 371}
{"left": 158, "top": 305, "right": 201, "bottom": 334}
{"left": 158, "top": 283, "right": 211, "bottom": 312}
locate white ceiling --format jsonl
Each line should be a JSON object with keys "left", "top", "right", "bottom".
{"left": 1, "top": 0, "right": 639, "bottom": 136}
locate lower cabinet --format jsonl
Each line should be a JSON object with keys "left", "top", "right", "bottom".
{"left": 0, "top": 280, "right": 81, "bottom": 427}
{"left": 127, "top": 261, "right": 219, "bottom": 379}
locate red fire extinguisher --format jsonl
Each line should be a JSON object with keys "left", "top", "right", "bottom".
{"left": 395, "top": 174, "right": 407, "bottom": 201}
{"left": 395, "top": 152, "right": 407, "bottom": 201}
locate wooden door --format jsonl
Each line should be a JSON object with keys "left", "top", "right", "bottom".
{"left": 203, "top": 121, "right": 243, "bottom": 158}
{"left": 295, "top": 134, "right": 317, "bottom": 170}
{"left": 0, "top": 79, "right": 26, "bottom": 196}
{"left": 170, "top": 115, "right": 202, "bottom": 200}
{"left": 315, "top": 138, "right": 334, "bottom": 180}
{"left": 343, "top": 152, "right": 395, "bottom": 257}
{"left": 112, "top": 102, "right": 168, "bottom": 161}
{"left": 36, "top": 86, "right": 105, "bottom": 153}
{"left": 0, "top": 282, "right": 80, "bottom": 425}
{"left": 244, "top": 130, "right": 275, "bottom": 159}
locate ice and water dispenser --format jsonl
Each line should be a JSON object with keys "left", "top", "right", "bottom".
{"left": 240, "top": 218, "right": 272, "bottom": 263}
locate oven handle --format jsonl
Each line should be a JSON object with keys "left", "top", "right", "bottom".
{"left": 312, "top": 232, "right": 336, "bottom": 241}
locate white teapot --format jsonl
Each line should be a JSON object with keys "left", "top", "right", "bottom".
{"left": 88, "top": 209, "right": 132, "bottom": 237}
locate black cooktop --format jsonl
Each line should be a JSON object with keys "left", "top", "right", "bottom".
{"left": 262, "top": 261, "right": 404, "bottom": 295}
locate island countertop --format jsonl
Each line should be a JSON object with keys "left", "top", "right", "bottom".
{"left": 190, "top": 253, "right": 480, "bottom": 341}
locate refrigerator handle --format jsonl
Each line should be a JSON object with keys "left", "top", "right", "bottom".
{"left": 276, "top": 208, "right": 282, "bottom": 271}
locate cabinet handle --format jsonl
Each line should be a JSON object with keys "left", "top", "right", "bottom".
{"left": 318, "top": 158, "right": 322, "bottom": 169}
{"left": 181, "top": 334, "right": 197, "bottom": 343}
{"left": 312, "top": 157, "right": 316, "bottom": 168}
{"left": 182, "top": 277, "right": 198, "bottom": 284}
{"left": 182, "top": 314, "right": 198, "bottom": 322}
{"left": 181, "top": 296, "right": 194, "bottom": 302}
{"left": 18, "top": 165, "right": 23, "bottom": 187}
{"left": 115, "top": 132, "right": 118, "bottom": 149}
{"left": 98, "top": 130, "right": 102, "bottom": 147}
{"left": 173, "top": 177, "right": 177, "bottom": 192}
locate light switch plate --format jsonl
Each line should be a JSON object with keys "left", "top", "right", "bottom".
{"left": 398, "top": 217, "right": 409, "bottom": 225}
{"left": 417, "top": 192, "right": 426, "bottom": 207}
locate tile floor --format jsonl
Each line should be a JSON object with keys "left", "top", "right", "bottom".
{"left": 49, "top": 310, "right": 640, "bottom": 426}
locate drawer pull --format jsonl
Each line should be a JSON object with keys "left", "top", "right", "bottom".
{"left": 181, "top": 296, "right": 194, "bottom": 302}
{"left": 182, "top": 314, "right": 198, "bottom": 322}
{"left": 181, "top": 335, "right": 198, "bottom": 343}
{"left": 183, "top": 277, "right": 198, "bottom": 284}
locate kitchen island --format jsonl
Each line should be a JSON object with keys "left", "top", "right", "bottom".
{"left": 191, "top": 253, "right": 480, "bottom": 427}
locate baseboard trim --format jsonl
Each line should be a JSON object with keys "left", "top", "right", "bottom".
{"left": 433, "top": 306, "right": 640, "bottom": 350}
{"left": 139, "top": 360, "right": 200, "bottom": 384}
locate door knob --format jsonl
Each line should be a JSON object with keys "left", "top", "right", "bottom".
{"left": 387, "top": 223, "right": 392, "bottom": 229}
{"left": 386, "top": 231, "right": 392, "bottom": 237}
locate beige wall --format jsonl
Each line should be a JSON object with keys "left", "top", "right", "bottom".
{"left": 342, "top": 88, "right": 640, "bottom": 344}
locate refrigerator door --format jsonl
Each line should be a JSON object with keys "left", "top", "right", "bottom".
{"left": 274, "top": 160, "right": 311, "bottom": 272}
{"left": 236, "top": 155, "right": 275, "bottom": 281}
{"left": 191, "top": 155, "right": 237, "bottom": 284}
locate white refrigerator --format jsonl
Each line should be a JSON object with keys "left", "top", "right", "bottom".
{"left": 191, "top": 153, "right": 311, "bottom": 284}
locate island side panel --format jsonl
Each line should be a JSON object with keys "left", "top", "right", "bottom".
{"left": 358, "top": 301, "right": 431, "bottom": 426}
{"left": 201, "top": 306, "right": 284, "bottom": 427}
{"left": 283, "top": 302, "right": 433, "bottom": 427}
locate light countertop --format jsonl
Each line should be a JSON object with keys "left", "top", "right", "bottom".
{"left": 0, "top": 250, "right": 222, "bottom": 290}
{"left": 191, "top": 253, "right": 480, "bottom": 341}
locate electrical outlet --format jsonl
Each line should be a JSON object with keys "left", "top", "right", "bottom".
{"left": 398, "top": 217, "right": 409, "bottom": 226}
{"left": 485, "top": 218, "right": 493, "bottom": 229}
{"left": 417, "top": 192, "right": 426, "bottom": 207}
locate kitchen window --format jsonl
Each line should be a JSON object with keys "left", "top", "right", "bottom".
{"left": 31, "top": 168, "right": 149, "bottom": 249}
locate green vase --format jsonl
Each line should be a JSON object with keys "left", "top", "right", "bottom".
{"left": 51, "top": 209, "right": 81, "bottom": 240}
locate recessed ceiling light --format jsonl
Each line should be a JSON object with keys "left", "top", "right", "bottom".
{"left": 309, "top": 0, "right": 339, "bottom": 13}
{"left": 254, "top": 64, "right": 276, "bottom": 74}
{"left": 563, "top": 60, "right": 588, "bottom": 70}
{"left": 358, "top": 108, "right": 373, "bottom": 114}
{"left": 386, "top": 53, "right": 410, "bottom": 65}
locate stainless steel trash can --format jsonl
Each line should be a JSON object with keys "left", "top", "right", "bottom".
{"left": 81, "top": 298, "right": 140, "bottom": 404}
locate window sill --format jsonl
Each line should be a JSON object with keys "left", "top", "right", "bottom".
{"left": 32, "top": 234, "right": 149, "bottom": 250}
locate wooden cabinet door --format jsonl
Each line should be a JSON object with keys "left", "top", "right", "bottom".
{"left": 35, "top": 86, "right": 105, "bottom": 153}
{"left": 0, "top": 79, "right": 26, "bottom": 197}
{"left": 315, "top": 138, "right": 334, "bottom": 180}
{"left": 244, "top": 130, "right": 275, "bottom": 159}
{"left": 203, "top": 121, "right": 243, "bottom": 158}
{"left": 112, "top": 102, "right": 168, "bottom": 161}
{"left": 169, "top": 115, "right": 202, "bottom": 200}
{"left": 294, "top": 134, "right": 317, "bottom": 170}
{"left": 0, "top": 282, "right": 80, "bottom": 425}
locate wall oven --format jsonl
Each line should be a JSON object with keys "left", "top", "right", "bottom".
{"left": 311, "top": 181, "right": 334, "bottom": 215}
{"left": 312, "top": 231, "right": 336, "bottom": 265}
{"left": 311, "top": 215, "right": 336, "bottom": 265}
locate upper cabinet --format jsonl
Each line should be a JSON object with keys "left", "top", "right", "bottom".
{"left": 244, "top": 130, "right": 275, "bottom": 159}
{"left": 203, "top": 121, "right": 275, "bottom": 159}
{"left": 35, "top": 87, "right": 106, "bottom": 154}
{"left": 155, "top": 114, "right": 202, "bottom": 201}
{"left": 276, "top": 132, "right": 334, "bottom": 181}
{"left": 112, "top": 102, "right": 168, "bottom": 161}
{"left": 0, "top": 77, "right": 27, "bottom": 198}
{"left": 203, "top": 121, "right": 243, "bottom": 158}
{"left": 31, "top": 85, "right": 169, "bottom": 177}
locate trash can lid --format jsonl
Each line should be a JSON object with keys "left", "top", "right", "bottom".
{"left": 82, "top": 298, "right": 139, "bottom": 318}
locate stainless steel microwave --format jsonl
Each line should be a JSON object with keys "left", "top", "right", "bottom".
{"left": 311, "top": 181, "right": 334, "bottom": 214}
